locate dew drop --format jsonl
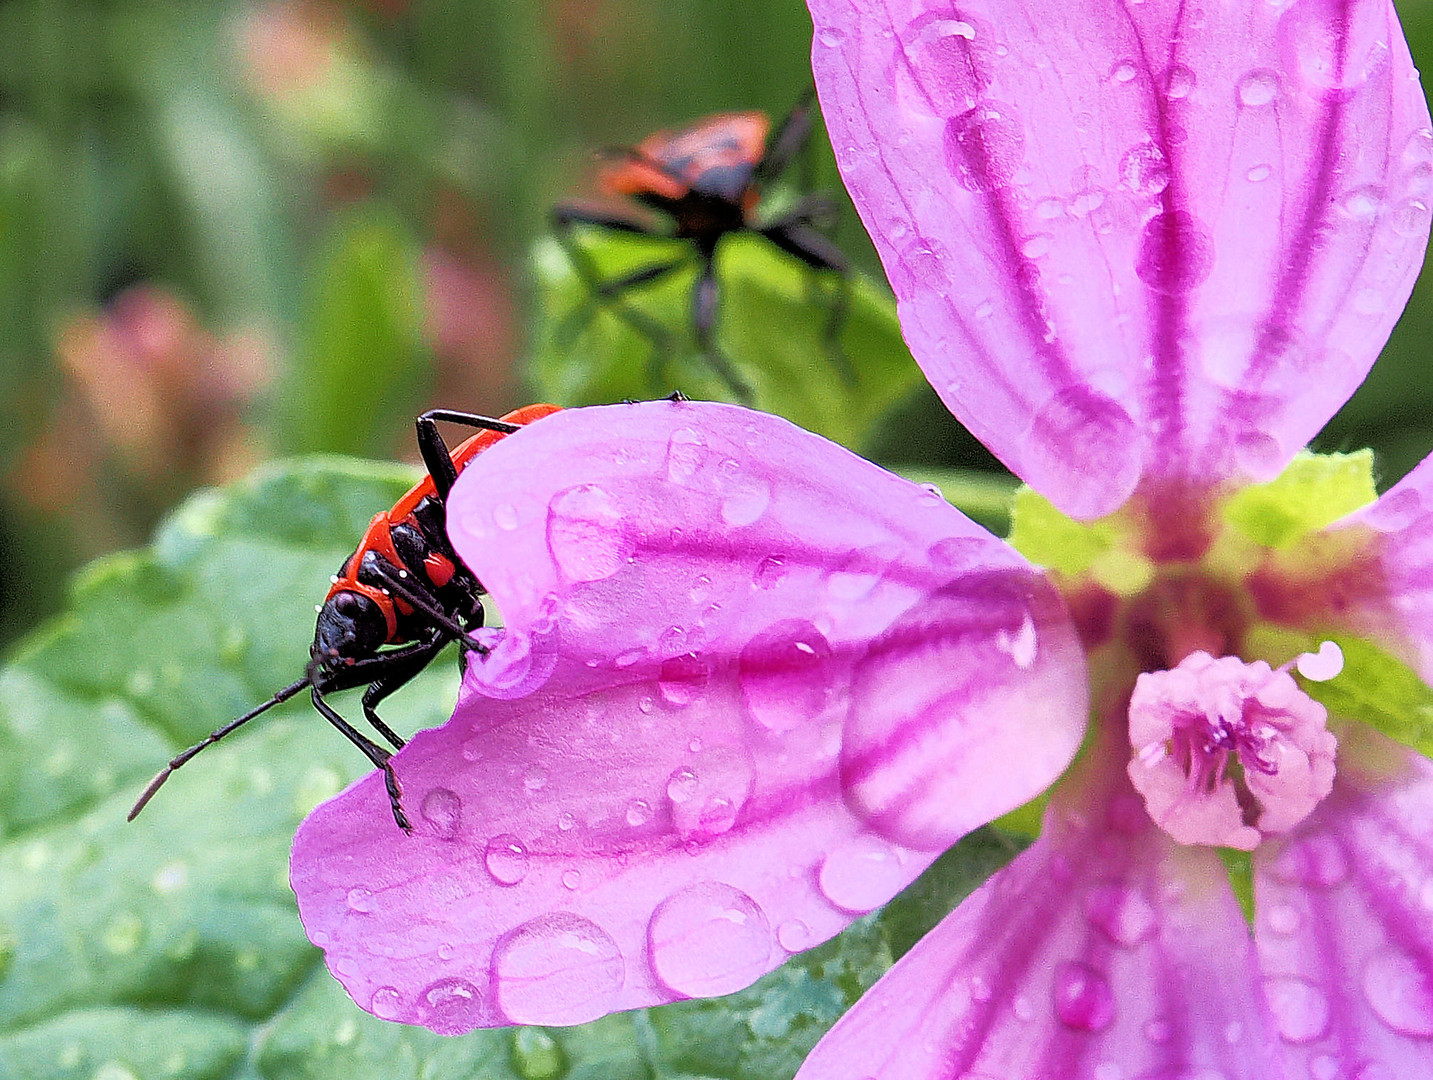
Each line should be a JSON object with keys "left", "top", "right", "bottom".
{"left": 1237, "top": 69, "right": 1280, "bottom": 107}
{"left": 562, "top": 869, "right": 582, "bottom": 890}
{"left": 648, "top": 881, "right": 772, "bottom": 997}
{"left": 525, "top": 766, "right": 548, "bottom": 793}
{"left": 738, "top": 619, "right": 836, "bottom": 731}
{"left": 665, "top": 747, "right": 754, "bottom": 839}
{"left": 754, "top": 554, "right": 789, "bottom": 589}
{"left": 1136, "top": 210, "right": 1214, "bottom": 294}
{"left": 1053, "top": 961, "right": 1115, "bottom": 1032}
{"left": 546, "top": 485, "right": 632, "bottom": 582}
{"left": 1246, "top": 163, "right": 1273, "bottom": 183}
{"left": 659, "top": 652, "right": 711, "bottom": 706}
{"left": 1120, "top": 141, "right": 1171, "bottom": 196}
{"left": 1277, "top": 0, "right": 1390, "bottom": 95}
{"left": 777, "top": 919, "right": 812, "bottom": 952}
{"left": 1165, "top": 63, "right": 1196, "bottom": 98}
{"left": 717, "top": 463, "right": 771, "bottom": 526}
{"left": 1391, "top": 197, "right": 1433, "bottom": 238}
{"left": 421, "top": 788, "right": 463, "bottom": 840}
{"left": 491, "top": 912, "right": 625, "bottom": 1025}
{"left": 666, "top": 766, "right": 698, "bottom": 804}
{"left": 1110, "top": 59, "right": 1139, "bottom": 83}
{"left": 1085, "top": 883, "right": 1157, "bottom": 947}
{"left": 1025, "top": 387, "right": 1141, "bottom": 518}
{"left": 1266, "top": 834, "right": 1349, "bottom": 887}
{"left": 1362, "top": 949, "right": 1433, "bottom": 1036}
{"left": 485, "top": 835, "right": 530, "bottom": 886}
{"left": 626, "top": 799, "right": 652, "bottom": 827}
{"left": 818, "top": 835, "right": 905, "bottom": 913}
{"left": 665, "top": 428, "right": 707, "bottom": 485}
{"left": 493, "top": 503, "right": 520, "bottom": 531}
{"left": 1265, "top": 903, "right": 1301, "bottom": 935}
{"left": 1264, "top": 975, "right": 1330, "bottom": 1043}
{"left": 416, "top": 976, "right": 483, "bottom": 1035}
{"left": 1021, "top": 233, "right": 1053, "bottom": 258}
{"left": 900, "top": 13, "right": 997, "bottom": 114}
{"left": 370, "top": 985, "right": 403, "bottom": 1020}
{"left": 346, "top": 887, "right": 375, "bottom": 913}
{"left": 943, "top": 102, "right": 1025, "bottom": 192}
{"left": 558, "top": 810, "right": 576, "bottom": 832}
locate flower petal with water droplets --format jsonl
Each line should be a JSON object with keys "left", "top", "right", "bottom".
{"left": 1254, "top": 723, "right": 1433, "bottom": 1076}
{"left": 795, "top": 770, "right": 1287, "bottom": 1080}
{"left": 810, "top": 0, "right": 1431, "bottom": 515}
{"left": 290, "top": 400, "right": 1088, "bottom": 1031}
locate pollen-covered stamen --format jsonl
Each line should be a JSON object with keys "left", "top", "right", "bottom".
{"left": 1127, "top": 651, "right": 1337, "bottom": 851}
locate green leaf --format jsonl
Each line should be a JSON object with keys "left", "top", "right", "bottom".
{"left": 1222, "top": 450, "right": 1378, "bottom": 550}
{"left": 1007, "top": 488, "right": 1117, "bottom": 576}
{"left": 285, "top": 212, "right": 431, "bottom": 457}
{"left": 529, "top": 231, "right": 922, "bottom": 450}
{"left": 0, "top": 458, "right": 1007, "bottom": 1078}
{"left": 890, "top": 468, "right": 1018, "bottom": 537}
{"left": 1297, "top": 633, "right": 1433, "bottom": 759}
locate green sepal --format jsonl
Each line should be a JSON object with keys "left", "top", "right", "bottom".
{"left": 1218, "top": 848, "right": 1256, "bottom": 928}
{"left": 1222, "top": 450, "right": 1377, "bottom": 550}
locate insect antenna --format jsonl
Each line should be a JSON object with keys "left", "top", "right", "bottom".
{"left": 127, "top": 676, "right": 310, "bottom": 821}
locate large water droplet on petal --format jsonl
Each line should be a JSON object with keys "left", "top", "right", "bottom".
{"left": 491, "top": 913, "right": 624, "bottom": 1025}
{"left": 370, "top": 985, "right": 403, "bottom": 1020}
{"left": 1277, "top": 0, "right": 1390, "bottom": 96}
{"left": 818, "top": 835, "right": 905, "bottom": 913}
{"left": 943, "top": 102, "right": 1025, "bottom": 192}
{"left": 658, "top": 652, "right": 711, "bottom": 706}
{"left": 547, "top": 485, "right": 633, "bottom": 582}
{"left": 648, "top": 881, "right": 772, "bottom": 997}
{"left": 416, "top": 976, "right": 484, "bottom": 1035}
{"left": 1362, "top": 949, "right": 1433, "bottom": 1036}
{"left": 900, "top": 12, "right": 998, "bottom": 115}
{"left": 485, "top": 835, "right": 531, "bottom": 886}
{"left": 1120, "top": 141, "right": 1171, "bottom": 196}
{"left": 467, "top": 600, "right": 563, "bottom": 699}
{"left": 665, "top": 428, "right": 708, "bottom": 485}
{"left": 1084, "top": 883, "right": 1156, "bottom": 946}
{"left": 1136, "top": 210, "right": 1214, "bottom": 294}
{"left": 1238, "top": 69, "right": 1280, "bottom": 106}
{"left": 421, "top": 788, "right": 463, "bottom": 840}
{"left": 1053, "top": 961, "right": 1115, "bottom": 1031}
{"left": 1264, "top": 975, "right": 1330, "bottom": 1043}
{"left": 1025, "top": 386, "right": 1141, "bottom": 520}
{"left": 738, "top": 620, "right": 836, "bottom": 732}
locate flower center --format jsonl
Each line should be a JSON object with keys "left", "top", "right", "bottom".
{"left": 1126, "top": 650, "right": 1339, "bottom": 850}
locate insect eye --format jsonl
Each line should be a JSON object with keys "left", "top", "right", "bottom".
{"left": 332, "top": 592, "right": 363, "bottom": 618}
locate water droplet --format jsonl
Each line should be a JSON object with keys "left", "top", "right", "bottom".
{"left": 524, "top": 766, "right": 548, "bottom": 793}
{"left": 1391, "top": 197, "right": 1433, "bottom": 238}
{"left": 1120, "top": 141, "right": 1171, "bottom": 196}
{"left": 1264, "top": 975, "right": 1330, "bottom": 1043}
{"left": 1021, "top": 233, "right": 1053, "bottom": 258}
{"left": 1085, "top": 883, "right": 1157, "bottom": 946}
{"left": 1036, "top": 197, "right": 1065, "bottom": 220}
{"left": 637, "top": 696, "right": 655, "bottom": 715}
{"left": 512, "top": 1027, "right": 568, "bottom": 1080}
{"left": 738, "top": 620, "right": 836, "bottom": 731}
{"left": 626, "top": 799, "right": 652, "bottom": 827}
{"left": 995, "top": 612, "right": 1038, "bottom": 669}
{"left": 1224, "top": 1020, "right": 1244, "bottom": 1044}
{"left": 1165, "top": 63, "right": 1195, "bottom": 98}
{"left": 1025, "top": 387, "right": 1141, "bottom": 518}
{"left": 485, "top": 835, "right": 531, "bottom": 885}
{"left": 754, "top": 554, "right": 789, "bottom": 589}
{"left": 777, "top": 919, "right": 812, "bottom": 952}
{"left": 1277, "top": 0, "right": 1389, "bottom": 95}
{"left": 416, "top": 976, "right": 483, "bottom": 1035}
{"left": 944, "top": 102, "right": 1025, "bottom": 192}
{"left": 1110, "top": 59, "right": 1139, "bottom": 83}
{"left": 346, "top": 887, "right": 375, "bottom": 913}
{"left": 665, "top": 747, "right": 754, "bottom": 839}
{"left": 1238, "top": 69, "right": 1280, "bottom": 106}
{"left": 557, "top": 810, "right": 576, "bottom": 832}
{"left": 562, "top": 869, "right": 582, "bottom": 890}
{"left": 658, "top": 652, "right": 710, "bottom": 706}
{"left": 1362, "top": 949, "right": 1433, "bottom": 1036}
{"left": 1265, "top": 903, "right": 1301, "bottom": 935}
{"left": 1054, "top": 961, "right": 1115, "bottom": 1031}
{"left": 547, "top": 485, "right": 633, "bottom": 582}
{"left": 1068, "top": 188, "right": 1106, "bottom": 217}
{"left": 1247, "top": 163, "right": 1273, "bottom": 182}
{"left": 491, "top": 912, "right": 624, "bottom": 1025}
{"left": 1013, "top": 994, "right": 1035, "bottom": 1021}
{"left": 667, "top": 767, "right": 698, "bottom": 803}
{"left": 1136, "top": 210, "right": 1214, "bottom": 293}
{"left": 819, "top": 835, "right": 905, "bottom": 913}
{"left": 816, "top": 27, "right": 844, "bottom": 49}
{"left": 648, "top": 881, "right": 772, "bottom": 997}
{"left": 370, "top": 985, "right": 403, "bottom": 1020}
{"left": 421, "top": 788, "right": 463, "bottom": 840}
{"left": 717, "top": 463, "right": 771, "bottom": 526}
{"left": 899, "top": 13, "right": 997, "bottom": 115}
{"left": 438, "top": 942, "right": 457, "bottom": 960}
{"left": 665, "top": 429, "right": 707, "bottom": 485}
{"left": 493, "top": 503, "right": 519, "bottom": 531}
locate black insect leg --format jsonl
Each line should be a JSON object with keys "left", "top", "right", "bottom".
{"left": 415, "top": 409, "right": 521, "bottom": 500}
{"left": 311, "top": 685, "right": 412, "bottom": 832}
{"left": 692, "top": 254, "right": 755, "bottom": 405}
{"left": 363, "top": 558, "right": 486, "bottom": 653}
{"left": 754, "top": 89, "right": 817, "bottom": 188}
{"left": 360, "top": 633, "right": 451, "bottom": 749}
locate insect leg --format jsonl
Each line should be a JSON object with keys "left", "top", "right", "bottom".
{"left": 754, "top": 89, "right": 817, "bottom": 188}
{"left": 311, "top": 685, "right": 412, "bottom": 832}
{"left": 358, "top": 633, "right": 449, "bottom": 750}
{"left": 691, "top": 254, "right": 755, "bottom": 405}
{"left": 415, "top": 410, "right": 520, "bottom": 500}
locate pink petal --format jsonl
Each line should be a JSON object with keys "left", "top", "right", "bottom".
{"left": 1341, "top": 452, "right": 1433, "bottom": 683}
{"left": 810, "top": 0, "right": 1431, "bottom": 518}
{"left": 290, "top": 401, "right": 1088, "bottom": 1032}
{"left": 1254, "top": 723, "right": 1433, "bottom": 1077}
{"left": 795, "top": 771, "right": 1287, "bottom": 1080}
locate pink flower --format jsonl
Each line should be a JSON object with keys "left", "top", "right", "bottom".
{"left": 291, "top": 0, "right": 1433, "bottom": 1076}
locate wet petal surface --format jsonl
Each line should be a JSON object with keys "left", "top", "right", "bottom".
{"left": 1254, "top": 723, "right": 1433, "bottom": 1077}
{"left": 795, "top": 771, "right": 1286, "bottom": 1080}
{"left": 290, "top": 401, "right": 1088, "bottom": 1031}
{"left": 810, "top": 0, "right": 1431, "bottom": 517}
